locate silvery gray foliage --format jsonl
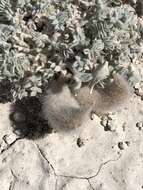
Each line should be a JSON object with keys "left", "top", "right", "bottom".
{"left": 0, "top": 0, "right": 13, "bottom": 24}
{"left": 0, "top": 0, "right": 142, "bottom": 101}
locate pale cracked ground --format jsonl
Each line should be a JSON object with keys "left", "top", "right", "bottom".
{"left": 0, "top": 91, "right": 143, "bottom": 190}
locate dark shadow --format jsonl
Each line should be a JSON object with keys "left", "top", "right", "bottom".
{"left": 136, "top": 0, "right": 143, "bottom": 17}
{"left": 9, "top": 96, "right": 53, "bottom": 140}
{"left": 0, "top": 79, "right": 13, "bottom": 103}
{"left": 10, "top": 0, "right": 18, "bottom": 12}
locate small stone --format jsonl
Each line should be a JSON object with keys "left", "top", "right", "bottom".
{"left": 125, "top": 141, "right": 130, "bottom": 146}
{"left": 118, "top": 141, "right": 129, "bottom": 150}
{"left": 136, "top": 122, "right": 143, "bottom": 130}
{"left": 101, "top": 115, "right": 116, "bottom": 132}
{"left": 118, "top": 142, "right": 124, "bottom": 150}
{"left": 77, "top": 138, "right": 84, "bottom": 147}
{"left": 100, "top": 116, "right": 108, "bottom": 127}
{"left": 2, "top": 134, "right": 17, "bottom": 145}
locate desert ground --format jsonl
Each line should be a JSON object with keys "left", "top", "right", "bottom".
{"left": 0, "top": 69, "right": 143, "bottom": 190}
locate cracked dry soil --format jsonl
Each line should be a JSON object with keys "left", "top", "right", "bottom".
{"left": 0, "top": 91, "right": 143, "bottom": 190}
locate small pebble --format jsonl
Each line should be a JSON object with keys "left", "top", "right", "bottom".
{"left": 125, "top": 141, "right": 130, "bottom": 146}
{"left": 136, "top": 122, "right": 143, "bottom": 130}
{"left": 77, "top": 138, "right": 84, "bottom": 147}
{"left": 2, "top": 134, "right": 17, "bottom": 145}
{"left": 100, "top": 116, "right": 108, "bottom": 127}
{"left": 118, "top": 141, "right": 129, "bottom": 150}
{"left": 101, "top": 115, "right": 116, "bottom": 131}
{"left": 118, "top": 142, "right": 124, "bottom": 150}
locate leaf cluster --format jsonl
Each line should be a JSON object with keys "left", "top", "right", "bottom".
{"left": 0, "top": 0, "right": 142, "bottom": 101}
